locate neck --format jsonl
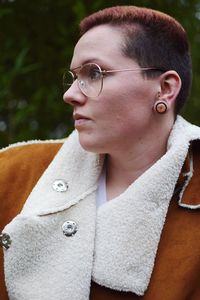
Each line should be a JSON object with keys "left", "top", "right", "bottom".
{"left": 105, "top": 121, "right": 173, "bottom": 200}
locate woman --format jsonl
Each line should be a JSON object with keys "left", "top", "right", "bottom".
{"left": 0, "top": 5, "right": 199, "bottom": 300}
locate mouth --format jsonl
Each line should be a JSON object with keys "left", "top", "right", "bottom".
{"left": 73, "top": 113, "right": 90, "bottom": 120}
{"left": 73, "top": 113, "right": 91, "bottom": 128}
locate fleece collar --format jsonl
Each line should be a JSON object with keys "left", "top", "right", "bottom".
{"left": 21, "top": 130, "right": 103, "bottom": 216}
{"left": 92, "top": 116, "right": 200, "bottom": 295}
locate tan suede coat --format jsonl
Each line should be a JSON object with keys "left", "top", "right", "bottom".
{"left": 0, "top": 137, "right": 200, "bottom": 299}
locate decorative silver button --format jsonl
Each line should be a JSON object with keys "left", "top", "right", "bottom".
{"left": 52, "top": 179, "right": 68, "bottom": 192}
{"left": 0, "top": 233, "right": 12, "bottom": 249}
{"left": 62, "top": 220, "right": 78, "bottom": 237}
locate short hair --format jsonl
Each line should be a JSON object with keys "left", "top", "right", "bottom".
{"left": 80, "top": 6, "right": 192, "bottom": 114}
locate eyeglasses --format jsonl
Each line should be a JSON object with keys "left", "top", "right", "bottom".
{"left": 63, "top": 63, "right": 164, "bottom": 98}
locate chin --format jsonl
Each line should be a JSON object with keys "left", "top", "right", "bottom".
{"left": 78, "top": 134, "right": 106, "bottom": 154}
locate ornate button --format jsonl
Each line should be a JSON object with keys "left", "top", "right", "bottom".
{"left": 62, "top": 220, "right": 78, "bottom": 237}
{"left": 52, "top": 179, "right": 68, "bottom": 192}
{"left": 0, "top": 233, "right": 12, "bottom": 249}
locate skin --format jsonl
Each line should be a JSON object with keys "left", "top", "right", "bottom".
{"left": 63, "top": 24, "right": 181, "bottom": 200}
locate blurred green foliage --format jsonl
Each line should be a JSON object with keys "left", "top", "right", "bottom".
{"left": 0, "top": 0, "right": 200, "bottom": 147}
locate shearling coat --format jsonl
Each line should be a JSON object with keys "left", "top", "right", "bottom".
{"left": 0, "top": 116, "right": 200, "bottom": 300}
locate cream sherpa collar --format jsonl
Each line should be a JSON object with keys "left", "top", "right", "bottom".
{"left": 92, "top": 116, "right": 193, "bottom": 295}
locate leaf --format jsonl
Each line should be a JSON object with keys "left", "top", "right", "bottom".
{"left": 13, "top": 47, "right": 30, "bottom": 74}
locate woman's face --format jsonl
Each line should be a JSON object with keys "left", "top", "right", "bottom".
{"left": 63, "top": 25, "right": 161, "bottom": 154}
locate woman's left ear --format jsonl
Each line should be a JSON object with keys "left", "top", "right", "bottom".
{"left": 159, "top": 70, "right": 182, "bottom": 109}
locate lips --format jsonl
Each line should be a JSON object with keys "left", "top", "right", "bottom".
{"left": 73, "top": 113, "right": 91, "bottom": 128}
{"left": 73, "top": 113, "right": 90, "bottom": 121}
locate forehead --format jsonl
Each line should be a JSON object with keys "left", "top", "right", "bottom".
{"left": 71, "top": 25, "right": 127, "bottom": 68}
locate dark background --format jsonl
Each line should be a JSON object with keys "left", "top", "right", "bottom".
{"left": 0, "top": 0, "right": 200, "bottom": 148}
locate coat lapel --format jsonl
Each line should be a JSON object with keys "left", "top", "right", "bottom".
{"left": 92, "top": 116, "right": 200, "bottom": 295}
{"left": 3, "top": 130, "right": 103, "bottom": 300}
{"left": 20, "top": 130, "right": 103, "bottom": 216}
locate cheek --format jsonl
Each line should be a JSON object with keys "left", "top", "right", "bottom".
{"left": 98, "top": 89, "right": 141, "bottom": 123}
{"left": 95, "top": 76, "right": 156, "bottom": 126}
{"left": 98, "top": 96, "right": 153, "bottom": 138}
{"left": 96, "top": 101, "right": 132, "bottom": 137}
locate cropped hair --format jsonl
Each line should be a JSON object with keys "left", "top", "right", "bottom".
{"left": 80, "top": 6, "right": 192, "bottom": 114}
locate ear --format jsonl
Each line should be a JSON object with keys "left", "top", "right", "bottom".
{"left": 159, "top": 71, "right": 182, "bottom": 109}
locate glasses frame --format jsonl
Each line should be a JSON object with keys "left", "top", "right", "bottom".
{"left": 63, "top": 63, "right": 165, "bottom": 98}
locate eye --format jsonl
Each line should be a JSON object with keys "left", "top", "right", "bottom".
{"left": 89, "top": 66, "right": 101, "bottom": 81}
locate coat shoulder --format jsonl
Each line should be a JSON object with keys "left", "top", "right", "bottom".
{"left": 0, "top": 139, "right": 64, "bottom": 162}
{"left": 0, "top": 140, "right": 64, "bottom": 231}
{"left": 0, "top": 140, "right": 64, "bottom": 179}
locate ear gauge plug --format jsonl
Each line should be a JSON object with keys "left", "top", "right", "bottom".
{"left": 154, "top": 92, "right": 168, "bottom": 114}
{"left": 154, "top": 101, "right": 168, "bottom": 114}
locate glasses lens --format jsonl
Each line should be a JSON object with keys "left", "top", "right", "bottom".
{"left": 78, "top": 63, "right": 103, "bottom": 98}
{"left": 63, "top": 71, "right": 74, "bottom": 92}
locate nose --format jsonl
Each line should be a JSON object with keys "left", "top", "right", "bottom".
{"left": 63, "top": 81, "right": 87, "bottom": 106}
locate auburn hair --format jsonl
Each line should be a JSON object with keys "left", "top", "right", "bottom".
{"left": 80, "top": 6, "right": 192, "bottom": 114}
